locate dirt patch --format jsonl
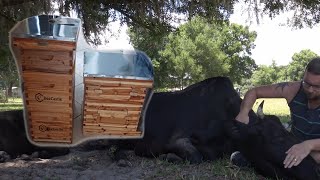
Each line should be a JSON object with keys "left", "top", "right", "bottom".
{"left": 0, "top": 144, "right": 268, "bottom": 180}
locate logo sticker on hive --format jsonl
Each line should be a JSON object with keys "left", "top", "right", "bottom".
{"left": 35, "top": 93, "right": 62, "bottom": 102}
{"left": 39, "top": 125, "right": 64, "bottom": 132}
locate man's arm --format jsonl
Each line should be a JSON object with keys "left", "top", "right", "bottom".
{"left": 306, "top": 139, "right": 320, "bottom": 151}
{"left": 236, "top": 82, "right": 300, "bottom": 124}
{"left": 284, "top": 138, "right": 320, "bottom": 167}
{"left": 308, "top": 139, "right": 320, "bottom": 163}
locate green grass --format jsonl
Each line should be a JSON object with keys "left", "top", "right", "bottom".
{"left": 0, "top": 97, "right": 23, "bottom": 111}
{"left": 142, "top": 157, "right": 272, "bottom": 180}
{"left": 0, "top": 97, "right": 291, "bottom": 120}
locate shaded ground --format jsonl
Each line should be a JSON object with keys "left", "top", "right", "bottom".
{"left": 0, "top": 142, "right": 268, "bottom": 180}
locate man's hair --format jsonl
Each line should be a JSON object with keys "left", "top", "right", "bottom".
{"left": 306, "top": 57, "right": 320, "bottom": 75}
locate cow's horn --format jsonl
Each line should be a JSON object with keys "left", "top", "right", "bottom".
{"left": 257, "top": 100, "right": 265, "bottom": 119}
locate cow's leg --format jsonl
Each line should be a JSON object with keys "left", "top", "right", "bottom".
{"left": 190, "top": 130, "right": 236, "bottom": 161}
{"left": 134, "top": 140, "right": 166, "bottom": 158}
{"left": 250, "top": 158, "right": 291, "bottom": 180}
{"left": 36, "top": 147, "right": 70, "bottom": 159}
{"left": 165, "top": 137, "right": 203, "bottom": 164}
{"left": 195, "top": 144, "right": 224, "bottom": 161}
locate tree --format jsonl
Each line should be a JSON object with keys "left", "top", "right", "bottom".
{"left": 0, "top": 0, "right": 53, "bottom": 99}
{"left": 159, "top": 32, "right": 204, "bottom": 89}
{"left": 0, "top": 0, "right": 238, "bottom": 93}
{"left": 286, "top": 49, "right": 319, "bottom": 81}
{"left": 127, "top": 27, "right": 170, "bottom": 89}
{"left": 156, "top": 17, "right": 256, "bottom": 88}
{"left": 0, "top": 47, "right": 18, "bottom": 100}
{"left": 251, "top": 0, "right": 320, "bottom": 28}
{"left": 2, "top": 0, "right": 320, "bottom": 91}
{"left": 251, "top": 50, "right": 320, "bottom": 88}
{"left": 276, "top": 64, "right": 290, "bottom": 82}
{"left": 2, "top": 0, "right": 320, "bottom": 43}
{"left": 219, "top": 23, "right": 257, "bottom": 83}
{"left": 251, "top": 60, "right": 281, "bottom": 86}
{"left": 55, "top": 0, "right": 238, "bottom": 45}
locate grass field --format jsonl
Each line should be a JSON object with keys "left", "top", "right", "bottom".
{"left": 0, "top": 97, "right": 291, "bottom": 116}
{"left": 0, "top": 98, "right": 23, "bottom": 111}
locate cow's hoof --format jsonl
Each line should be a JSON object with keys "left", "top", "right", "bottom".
{"left": 117, "top": 159, "right": 132, "bottom": 167}
{"left": 230, "top": 151, "right": 251, "bottom": 168}
{"left": 38, "top": 148, "right": 70, "bottom": 159}
{"left": 0, "top": 151, "right": 11, "bottom": 163}
{"left": 113, "top": 150, "right": 130, "bottom": 161}
{"left": 188, "top": 154, "right": 203, "bottom": 164}
{"left": 31, "top": 152, "right": 39, "bottom": 158}
{"left": 19, "top": 154, "right": 32, "bottom": 161}
{"left": 159, "top": 153, "right": 183, "bottom": 163}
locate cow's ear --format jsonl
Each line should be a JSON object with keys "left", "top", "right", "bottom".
{"left": 257, "top": 100, "right": 265, "bottom": 119}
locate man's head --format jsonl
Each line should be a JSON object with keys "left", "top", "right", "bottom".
{"left": 303, "top": 57, "right": 320, "bottom": 100}
{"left": 306, "top": 57, "right": 320, "bottom": 75}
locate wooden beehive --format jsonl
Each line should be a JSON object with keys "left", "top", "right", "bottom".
{"left": 13, "top": 37, "right": 75, "bottom": 143}
{"left": 83, "top": 77, "right": 153, "bottom": 136}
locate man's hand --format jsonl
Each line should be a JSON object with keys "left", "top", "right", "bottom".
{"left": 235, "top": 113, "right": 249, "bottom": 124}
{"left": 283, "top": 141, "right": 312, "bottom": 168}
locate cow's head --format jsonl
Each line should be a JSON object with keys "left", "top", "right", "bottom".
{"left": 226, "top": 100, "right": 287, "bottom": 142}
{"left": 255, "top": 100, "right": 288, "bottom": 132}
{"left": 233, "top": 102, "right": 319, "bottom": 180}
{"left": 247, "top": 100, "right": 300, "bottom": 148}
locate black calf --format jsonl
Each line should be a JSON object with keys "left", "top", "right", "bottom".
{"left": 227, "top": 101, "right": 320, "bottom": 180}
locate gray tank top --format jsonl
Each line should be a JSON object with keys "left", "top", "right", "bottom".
{"left": 288, "top": 82, "right": 320, "bottom": 140}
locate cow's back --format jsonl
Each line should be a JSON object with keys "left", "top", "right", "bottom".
{"left": 139, "top": 77, "right": 241, "bottom": 158}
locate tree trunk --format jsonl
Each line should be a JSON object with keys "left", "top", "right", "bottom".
{"left": 3, "top": 87, "right": 8, "bottom": 103}
{"left": 7, "top": 82, "right": 12, "bottom": 97}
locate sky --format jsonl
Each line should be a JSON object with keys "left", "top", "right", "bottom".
{"left": 98, "top": 2, "right": 320, "bottom": 66}
{"left": 97, "top": 22, "right": 133, "bottom": 51}
{"left": 229, "top": 3, "right": 320, "bottom": 66}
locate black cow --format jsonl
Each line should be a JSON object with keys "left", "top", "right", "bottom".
{"left": 114, "top": 76, "right": 320, "bottom": 179}
{"left": 114, "top": 76, "right": 242, "bottom": 163}
{"left": 227, "top": 101, "right": 320, "bottom": 180}
{"left": 0, "top": 110, "right": 69, "bottom": 162}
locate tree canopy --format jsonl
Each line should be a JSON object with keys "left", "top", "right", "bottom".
{"left": 251, "top": 61, "right": 281, "bottom": 86}
{"left": 250, "top": 50, "right": 320, "bottom": 87}
{"left": 1, "top": 0, "right": 320, "bottom": 93}
{"left": 286, "top": 49, "right": 319, "bottom": 81}
{"left": 2, "top": 0, "right": 320, "bottom": 44}
{"left": 0, "top": 0, "right": 53, "bottom": 98}
{"left": 130, "top": 17, "right": 257, "bottom": 89}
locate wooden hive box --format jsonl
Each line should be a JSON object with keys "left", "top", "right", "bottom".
{"left": 83, "top": 77, "right": 153, "bottom": 136}
{"left": 13, "top": 37, "right": 75, "bottom": 143}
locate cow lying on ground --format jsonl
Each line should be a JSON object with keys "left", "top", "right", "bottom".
{"left": 113, "top": 77, "right": 319, "bottom": 179}
{"left": 3, "top": 76, "right": 317, "bottom": 179}
{"left": 226, "top": 101, "right": 320, "bottom": 180}
{"left": 1, "top": 76, "right": 241, "bottom": 164}
{"left": 0, "top": 110, "right": 69, "bottom": 162}
{"left": 114, "top": 76, "right": 241, "bottom": 163}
